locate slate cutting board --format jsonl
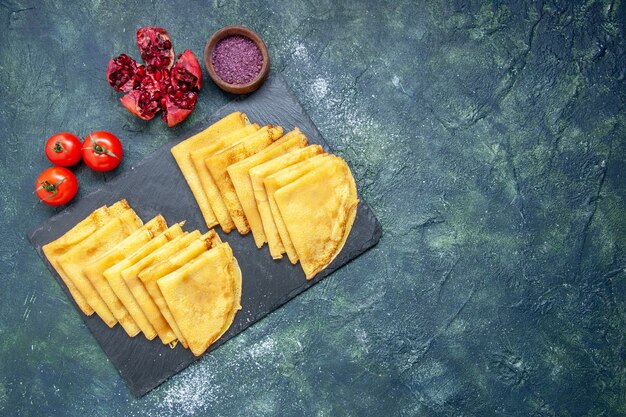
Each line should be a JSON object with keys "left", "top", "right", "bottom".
{"left": 28, "top": 74, "right": 382, "bottom": 397}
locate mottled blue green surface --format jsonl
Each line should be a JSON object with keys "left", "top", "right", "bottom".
{"left": 1, "top": 1, "right": 625, "bottom": 416}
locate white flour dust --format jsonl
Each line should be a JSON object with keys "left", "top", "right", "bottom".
{"left": 311, "top": 77, "right": 329, "bottom": 100}
{"left": 247, "top": 337, "right": 277, "bottom": 360}
{"left": 293, "top": 43, "right": 310, "bottom": 62}
{"left": 156, "top": 361, "right": 219, "bottom": 416}
{"left": 150, "top": 337, "right": 279, "bottom": 416}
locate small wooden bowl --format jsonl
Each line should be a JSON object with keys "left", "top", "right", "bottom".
{"left": 204, "top": 26, "right": 270, "bottom": 94}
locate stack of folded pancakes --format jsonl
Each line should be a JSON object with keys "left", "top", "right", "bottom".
{"left": 172, "top": 112, "right": 359, "bottom": 279}
{"left": 43, "top": 200, "right": 241, "bottom": 356}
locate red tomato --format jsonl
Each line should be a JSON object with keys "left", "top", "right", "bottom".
{"left": 82, "top": 131, "right": 123, "bottom": 172}
{"left": 35, "top": 167, "right": 78, "bottom": 206}
{"left": 45, "top": 132, "right": 82, "bottom": 166}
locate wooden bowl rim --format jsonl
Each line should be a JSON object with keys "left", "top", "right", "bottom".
{"left": 204, "top": 25, "right": 270, "bottom": 94}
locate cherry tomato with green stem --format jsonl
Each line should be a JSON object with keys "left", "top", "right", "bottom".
{"left": 35, "top": 166, "right": 78, "bottom": 206}
{"left": 81, "top": 131, "right": 123, "bottom": 172}
{"left": 45, "top": 132, "right": 82, "bottom": 166}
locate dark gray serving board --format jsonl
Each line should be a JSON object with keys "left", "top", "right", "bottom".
{"left": 28, "top": 75, "right": 382, "bottom": 397}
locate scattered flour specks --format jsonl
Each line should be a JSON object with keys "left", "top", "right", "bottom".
{"left": 247, "top": 337, "right": 278, "bottom": 360}
{"left": 311, "top": 77, "right": 329, "bottom": 100}
{"left": 354, "top": 327, "right": 370, "bottom": 353}
{"left": 293, "top": 43, "right": 310, "bottom": 62}
{"left": 150, "top": 337, "right": 279, "bottom": 416}
{"left": 156, "top": 362, "right": 218, "bottom": 417}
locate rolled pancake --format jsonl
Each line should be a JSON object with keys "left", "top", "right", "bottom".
{"left": 249, "top": 145, "right": 325, "bottom": 259}
{"left": 104, "top": 224, "right": 184, "bottom": 340}
{"left": 190, "top": 124, "right": 260, "bottom": 232}
{"left": 205, "top": 126, "right": 283, "bottom": 234}
{"left": 42, "top": 200, "right": 136, "bottom": 315}
{"left": 264, "top": 154, "right": 332, "bottom": 263}
{"left": 171, "top": 112, "right": 250, "bottom": 228}
{"left": 82, "top": 215, "right": 168, "bottom": 336}
{"left": 274, "top": 157, "right": 359, "bottom": 279}
{"left": 227, "top": 129, "right": 308, "bottom": 248}
{"left": 122, "top": 231, "right": 202, "bottom": 344}
{"left": 56, "top": 206, "right": 143, "bottom": 325}
{"left": 158, "top": 243, "right": 242, "bottom": 356}
{"left": 138, "top": 230, "right": 222, "bottom": 348}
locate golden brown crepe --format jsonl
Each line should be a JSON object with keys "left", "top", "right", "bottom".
{"left": 274, "top": 156, "right": 358, "bottom": 279}
{"left": 249, "top": 145, "right": 326, "bottom": 259}
{"left": 104, "top": 224, "right": 184, "bottom": 340}
{"left": 171, "top": 112, "right": 250, "bottom": 228}
{"left": 43, "top": 206, "right": 109, "bottom": 315}
{"left": 158, "top": 243, "right": 242, "bottom": 356}
{"left": 227, "top": 129, "right": 308, "bottom": 248}
{"left": 82, "top": 215, "right": 168, "bottom": 336}
{"left": 42, "top": 200, "right": 135, "bottom": 315}
{"left": 190, "top": 124, "right": 260, "bottom": 232}
{"left": 138, "top": 230, "right": 222, "bottom": 348}
{"left": 122, "top": 231, "right": 202, "bottom": 344}
{"left": 205, "top": 126, "right": 284, "bottom": 234}
{"left": 264, "top": 154, "right": 332, "bottom": 263}
{"left": 56, "top": 206, "right": 143, "bottom": 325}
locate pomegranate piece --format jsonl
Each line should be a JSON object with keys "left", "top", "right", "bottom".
{"left": 172, "top": 50, "right": 203, "bottom": 90}
{"left": 136, "top": 27, "right": 174, "bottom": 71}
{"left": 162, "top": 90, "right": 198, "bottom": 127}
{"left": 106, "top": 54, "right": 142, "bottom": 92}
{"left": 106, "top": 27, "right": 202, "bottom": 126}
{"left": 120, "top": 90, "right": 161, "bottom": 120}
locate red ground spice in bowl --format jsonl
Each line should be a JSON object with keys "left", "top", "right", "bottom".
{"left": 204, "top": 26, "right": 270, "bottom": 94}
{"left": 212, "top": 36, "right": 263, "bottom": 85}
